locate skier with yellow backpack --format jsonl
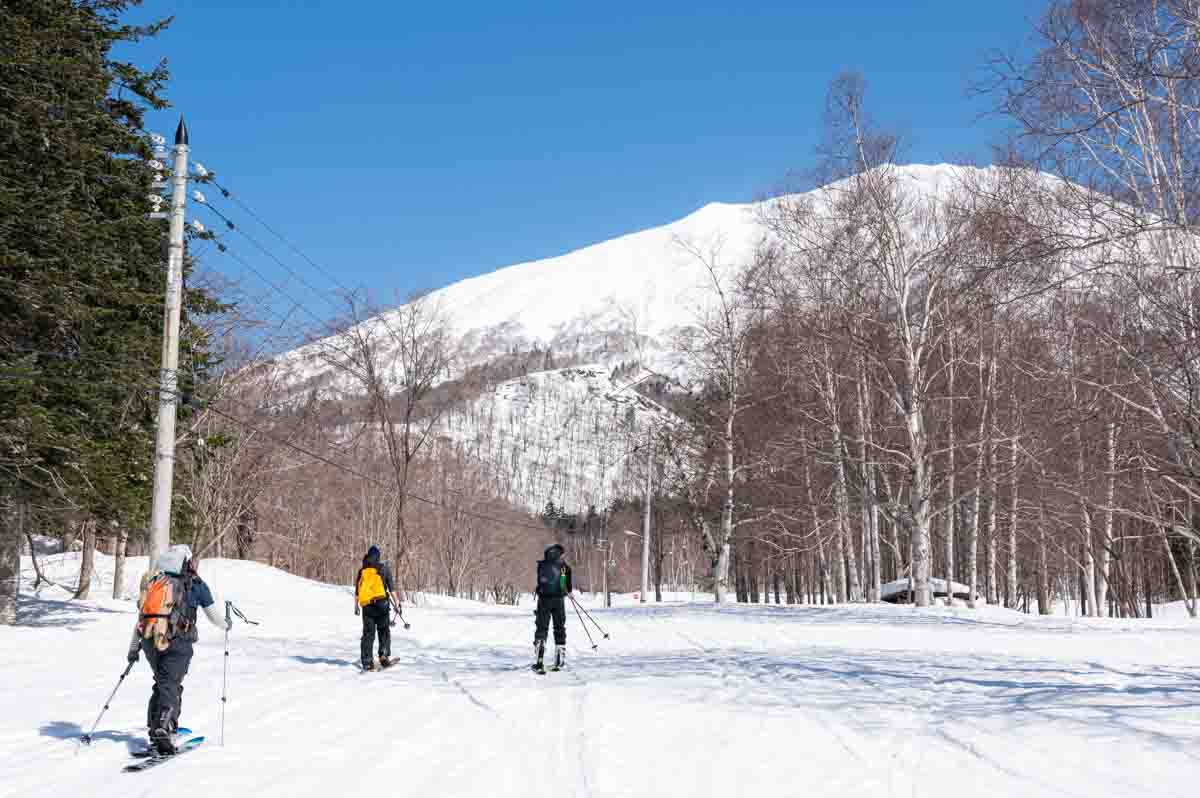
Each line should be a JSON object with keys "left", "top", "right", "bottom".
{"left": 355, "top": 545, "right": 400, "bottom": 671}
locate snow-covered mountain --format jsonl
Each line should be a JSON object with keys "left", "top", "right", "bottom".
{"left": 277, "top": 163, "right": 970, "bottom": 392}
{"left": 265, "top": 165, "right": 977, "bottom": 512}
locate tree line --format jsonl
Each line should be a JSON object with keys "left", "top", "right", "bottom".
{"left": 7, "top": 0, "right": 1200, "bottom": 624}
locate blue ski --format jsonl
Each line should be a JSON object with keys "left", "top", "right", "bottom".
{"left": 123, "top": 735, "right": 205, "bottom": 772}
{"left": 129, "top": 728, "right": 193, "bottom": 759}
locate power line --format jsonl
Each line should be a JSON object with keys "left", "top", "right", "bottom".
{"left": 197, "top": 200, "right": 343, "bottom": 316}
{"left": 204, "top": 176, "right": 352, "bottom": 294}
{"left": 209, "top": 239, "right": 329, "bottom": 346}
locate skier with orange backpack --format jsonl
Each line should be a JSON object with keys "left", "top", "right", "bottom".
{"left": 126, "top": 545, "right": 229, "bottom": 754}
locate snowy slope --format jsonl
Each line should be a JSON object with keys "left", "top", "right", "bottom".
{"left": 266, "top": 165, "right": 979, "bottom": 512}
{"left": 275, "top": 163, "right": 974, "bottom": 394}
{"left": 5, "top": 549, "right": 1200, "bottom": 797}
{"left": 438, "top": 365, "right": 676, "bottom": 513}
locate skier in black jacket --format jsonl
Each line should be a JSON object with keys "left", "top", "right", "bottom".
{"left": 533, "top": 544, "right": 573, "bottom": 672}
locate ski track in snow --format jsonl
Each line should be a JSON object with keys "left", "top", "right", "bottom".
{"left": 4, "top": 553, "right": 1200, "bottom": 797}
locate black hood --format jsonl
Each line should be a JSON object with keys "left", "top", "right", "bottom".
{"left": 364, "top": 545, "right": 381, "bottom": 566}
{"left": 544, "top": 544, "right": 564, "bottom": 561}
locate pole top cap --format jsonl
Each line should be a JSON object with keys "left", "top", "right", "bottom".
{"left": 175, "top": 116, "right": 189, "bottom": 146}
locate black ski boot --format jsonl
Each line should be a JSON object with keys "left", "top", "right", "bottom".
{"left": 532, "top": 640, "right": 546, "bottom": 674}
{"left": 552, "top": 644, "right": 566, "bottom": 671}
{"left": 150, "top": 714, "right": 176, "bottom": 756}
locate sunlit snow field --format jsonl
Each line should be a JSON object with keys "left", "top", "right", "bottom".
{"left": 3, "top": 550, "right": 1198, "bottom": 798}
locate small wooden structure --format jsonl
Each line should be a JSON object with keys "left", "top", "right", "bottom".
{"left": 881, "top": 577, "right": 972, "bottom": 604}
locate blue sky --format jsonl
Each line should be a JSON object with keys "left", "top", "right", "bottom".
{"left": 125, "top": 1, "right": 1044, "bottom": 332}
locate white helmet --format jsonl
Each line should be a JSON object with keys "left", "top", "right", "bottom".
{"left": 157, "top": 544, "right": 193, "bottom": 576}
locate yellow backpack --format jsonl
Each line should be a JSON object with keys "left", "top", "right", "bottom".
{"left": 357, "top": 566, "right": 386, "bottom": 607}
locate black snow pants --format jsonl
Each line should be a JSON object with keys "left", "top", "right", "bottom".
{"left": 142, "top": 637, "right": 194, "bottom": 733}
{"left": 360, "top": 598, "right": 391, "bottom": 666}
{"left": 534, "top": 595, "right": 566, "bottom": 646}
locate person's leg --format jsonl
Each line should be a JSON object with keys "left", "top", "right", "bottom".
{"left": 373, "top": 601, "right": 391, "bottom": 662}
{"left": 534, "top": 596, "right": 551, "bottom": 665}
{"left": 142, "top": 639, "right": 159, "bottom": 733}
{"left": 360, "top": 605, "right": 376, "bottom": 668}
{"left": 552, "top": 597, "right": 567, "bottom": 646}
{"left": 552, "top": 597, "right": 567, "bottom": 668}
{"left": 151, "top": 640, "right": 193, "bottom": 753}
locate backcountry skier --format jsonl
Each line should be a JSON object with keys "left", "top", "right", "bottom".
{"left": 533, "top": 543, "right": 573, "bottom": 673}
{"left": 126, "top": 544, "right": 230, "bottom": 755}
{"left": 355, "top": 545, "right": 400, "bottom": 671}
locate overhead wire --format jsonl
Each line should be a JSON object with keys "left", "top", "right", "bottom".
{"left": 204, "top": 176, "right": 352, "bottom": 295}
{"left": 197, "top": 199, "right": 343, "bottom": 317}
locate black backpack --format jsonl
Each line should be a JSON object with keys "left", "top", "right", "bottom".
{"left": 536, "top": 559, "right": 563, "bottom": 597}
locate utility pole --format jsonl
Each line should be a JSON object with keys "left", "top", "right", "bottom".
{"left": 147, "top": 117, "right": 190, "bottom": 569}
{"left": 601, "top": 511, "right": 611, "bottom": 608}
{"left": 641, "top": 426, "right": 652, "bottom": 603}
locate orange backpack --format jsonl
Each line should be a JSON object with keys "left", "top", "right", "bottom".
{"left": 137, "top": 571, "right": 193, "bottom": 651}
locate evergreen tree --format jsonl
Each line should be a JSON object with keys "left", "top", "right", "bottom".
{"left": 0, "top": 0, "right": 218, "bottom": 622}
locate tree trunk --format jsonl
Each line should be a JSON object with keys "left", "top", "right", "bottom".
{"left": 1071, "top": 381, "right": 1098, "bottom": 616}
{"left": 822, "top": 354, "right": 855, "bottom": 603}
{"left": 113, "top": 527, "right": 130, "bottom": 600}
{"left": 1037, "top": 508, "right": 1051, "bottom": 615}
{"left": 907, "top": 416, "right": 933, "bottom": 607}
{"left": 1163, "top": 529, "right": 1198, "bottom": 618}
{"left": 0, "top": 493, "right": 19, "bottom": 625}
{"left": 1143, "top": 549, "right": 1153, "bottom": 619}
{"left": 944, "top": 376, "right": 956, "bottom": 604}
{"left": 713, "top": 407, "right": 736, "bottom": 604}
{"left": 967, "top": 352, "right": 993, "bottom": 608}
{"left": 855, "top": 353, "right": 881, "bottom": 602}
{"left": 986, "top": 427, "right": 998, "bottom": 605}
{"left": 75, "top": 519, "right": 97, "bottom": 600}
{"left": 1096, "top": 421, "right": 1116, "bottom": 617}
{"left": 1006, "top": 430, "right": 1020, "bottom": 610}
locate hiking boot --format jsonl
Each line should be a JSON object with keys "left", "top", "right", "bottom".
{"left": 534, "top": 640, "right": 545, "bottom": 668}
{"left": 553, "top": 645, "right": 566, "bottom": 671}
{"left": 379, "top": 656, "right": 391, "bottom": 669}
{"left": 362, "top": 660, "right": 376, "bottom": 672}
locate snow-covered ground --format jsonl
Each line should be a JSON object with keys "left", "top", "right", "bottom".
{"left": 4, "top": 550, "right": 1199, "bottom": 797}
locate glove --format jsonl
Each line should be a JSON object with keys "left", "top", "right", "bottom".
{"left": 127, "top": 645, "right": 140, "bottom": 664}
{"left": 354, "top": 606, "right": 360, "bottom": 616}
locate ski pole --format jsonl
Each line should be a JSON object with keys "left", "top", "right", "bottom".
{"left": 388, "top": 596, "right": 410, "bottom": 630}
{"left": 80, "top": 660, "right": 136, "bottom": 745}
{"left": 220, "top": 607, "right": 229, "bottom": 747}
{"left": 221, "top": 601, "right": 259, "bottom": 747}
{"left": 569, "top": 595, "right": 599, "bottom": 650}
{"left": 570, "top": 594, "right": 611, "bottom": 640}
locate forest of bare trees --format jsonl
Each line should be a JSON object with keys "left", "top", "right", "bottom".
{"left": 12, "top": 1, "right": 1200, "bottom": 623}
